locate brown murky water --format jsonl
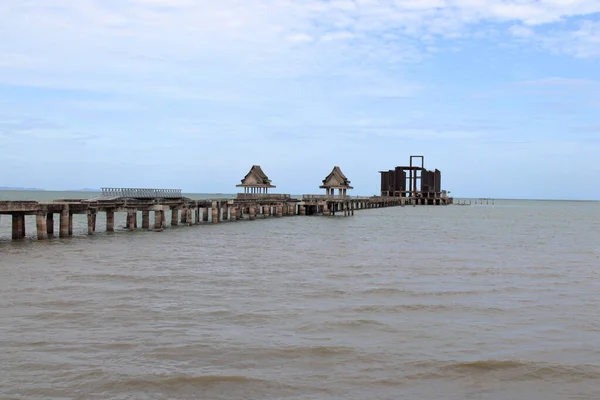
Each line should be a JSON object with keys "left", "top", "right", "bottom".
{"left": 1, "top": 193, "right": 600, "bottom": 399}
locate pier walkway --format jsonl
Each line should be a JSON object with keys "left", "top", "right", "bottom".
{"left": 0, "top": 187, "right": 451, "bottom": 241}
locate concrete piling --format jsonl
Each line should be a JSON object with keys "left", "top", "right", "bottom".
{"left": 211, "top": 202, "right": 219, "bottom": 224}
{"left": 60, "top": 206, "right": 69, "bottom": 238}
{"left": 142, "top": 211, "right": 150, "bottom": 230}
{"left": 249, "top": 206, "right": 256, "bottom": 221}
{"left": 46, "top": 213, "right": 54, "bottom": 236}
{"left": 106, "top": 210, "right": 115, "bottom": 232}
{"left": 154, "top": 210, "right": 163, "bottom": 230}
{"left": 37, "top": 212, "right": 48, "bottom": 240}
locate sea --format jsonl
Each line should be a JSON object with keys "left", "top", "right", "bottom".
{"left": 1, "top": 190, "right": 600, "bottom": 399}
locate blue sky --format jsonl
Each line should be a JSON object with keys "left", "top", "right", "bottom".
{"left": 0, "top": 0, "right": 599, "bottom": 199}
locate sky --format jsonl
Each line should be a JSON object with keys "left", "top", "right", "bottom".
{"left": 0, "top": 0, "right": 599, "bottom": 199}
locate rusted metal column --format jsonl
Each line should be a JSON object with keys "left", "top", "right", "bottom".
{"left": 87, "top": 211, "right": 94, "bottom": 235}
{"left": 154, "top": 210, "right": 163, "bottom": 230}
{"left": 46, "top": 213, "right": 54, "bottom": 236}
{"left": 230, "top": 206, "right": 237, "bottom": 221}
{"left": 211, "top": 202, "right": 219, "bottom": 224}
{"left": 249, "top": 205, "right": 256, "bottom": 221}
{"left": 106, "top": 210, "right": 115, "bottom": 232}
{"left": 142, "top": 211, "right": 150, "bottom": 229}
{"left": 60, "top": 206, "right": 69, "bottom": 238}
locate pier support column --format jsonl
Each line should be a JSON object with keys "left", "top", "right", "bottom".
{"left": 60, "top": 206, "right": 69, "bottom": 238}
{"left": 203, "top": 207, "right": 209, "bottom": 222}
{"left": 222, "top": 206, "right": 229, "bottom": 221}
{"left": 323, "top": 203, "right": 330, "bottom": 216}
{"left": 68, "top": 213, "right": 73, "bottom": 236}
{"left": 127, "top": 211, "right": 136, "bottom": 231}
{"left": 87, "top": 211, "right": 95, "bottom": 235}
{"left": 46, "top": 213, "right": 54, "bottom": 236}
{"left": 212, "top": 202, "right": 219, "bottom": 224}
{"left": 154, "top": 210, "right": 164, "bottom": 230}
{"left": 299, "top": 205, "right": 306, "bottom": 215}
{"left": 276, "top": 205, "right": 283, "bottom": 217}
{"left": 230, "top": 206, "right": 237, "bottom": 221}
{"left": 11, "top": 214, "right": 25, "bottom": 240}
{"left": 142, "top": 211, "right": 150, "bottom": 230}
{"left": 106, "top": 210, "right": 115, "bottom": 232}
{"left": 180, "top": 208, "right": 187, "bottom": 224}
{"left": 351, "top": 202, "right": 355, "bottom": 216}
{"left": 249, "top": 206, "right": 256, "bottom": 221}
{"left": 187, "top": 208, "right": 193, "bottom": 226}
{"left": 36, "top": 212, "right": 48, "bottom": 240}
{"left": 195, "top": 207, "right": 200, "bottom": 224}
{"left": 171, "top": 208, "right": 179, "bottom": 226}
{"left": 236, "top": 207, "right": 241, "bottom": 220}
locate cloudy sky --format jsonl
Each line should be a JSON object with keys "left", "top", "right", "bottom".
{"left": 1, "top": 0, "right": 599, "bottom": 199}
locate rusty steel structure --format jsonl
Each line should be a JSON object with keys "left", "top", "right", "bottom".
{"left": 379, "top": 156, "right": 443, "bottom": 201}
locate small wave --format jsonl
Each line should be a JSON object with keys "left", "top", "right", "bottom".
{"left": 410, "top": 360, "right": 600, "bottom": 382}
{"left": 105, "top": 374, "right": 268, "bottom": 391}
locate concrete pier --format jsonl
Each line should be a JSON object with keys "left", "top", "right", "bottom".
{"left": 211, "top": 202, "right": 219, "bottom": 224}
{"left": 12, "top": 214, "right": 25, "bottom": 240}
{"left": 37, "top": 212, "right": 47, "bottom": 240}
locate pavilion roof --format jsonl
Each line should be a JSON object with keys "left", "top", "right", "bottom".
{"left": 236, "top": 165, "right": 276, "bottom": 188}
{"left": 319, "top": 166, "right": 353, "bottom": 189}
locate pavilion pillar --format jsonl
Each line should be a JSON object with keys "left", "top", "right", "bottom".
{"left": 106, "top": 210, "right": 115, "bottom": 232}
{"left": 46, "top": 213, "right": 54, "bottom": 236}
{"left": 142, "top": 211, "right": 150, "bottom": 229}
{"left": 59, "top": 206, "right": 69, "bottom": 238}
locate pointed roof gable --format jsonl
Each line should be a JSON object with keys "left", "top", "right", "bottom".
{"left": 319, "top": 166, "right": 353, "bottom": 189}
{"left": 236, "top": 165, "right": 276, "bottom": 188}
